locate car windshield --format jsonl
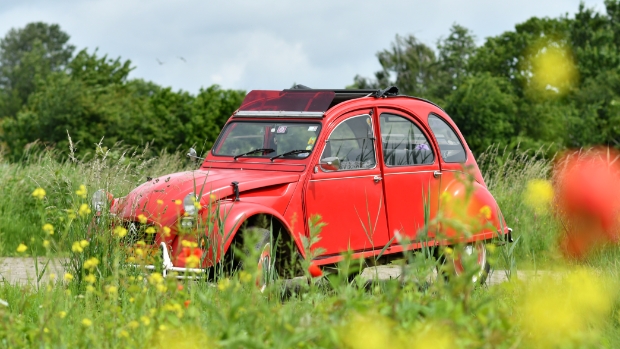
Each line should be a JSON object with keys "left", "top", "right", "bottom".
{"left": 213, "top": 121, "right": 322, "bottom": 159}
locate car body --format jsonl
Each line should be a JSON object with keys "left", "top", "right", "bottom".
{"left": 97, "top": 87, "right": 511, "bottom": 277}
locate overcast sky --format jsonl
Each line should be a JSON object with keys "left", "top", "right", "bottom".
{"left": 0, "top": 0, "right": 607, "bottom": 93}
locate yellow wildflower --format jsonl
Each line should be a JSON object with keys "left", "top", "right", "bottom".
{"left": 71, "top": 242, "right": 83, "bottom": 253}
{"left": 80, "top": 240, "right": 89, "bottom": 248}
{"left": 81, "top": 318, "right": 92, "bottom": 327}
{"left": 66, "top": 209, "right": 76, "bottom": 220}
{"left": 140, "top": 316, "right": 150, "bottom": 326}
{"left": 185, "top": 255, "right": 200, "bottom": 268}
{"left": 479, "top": 205, "right": 492, "bottom": 220}
{"left": 16, "top": 243, "right": 27, "bottom": 253}
{"left": 118, "top": 330, "right": 129, "bottom": 338}
{"left": 76, "top": 184, "right": 88, "bottom": 199}
{"left": 86, "top": 285, "right": 95, "bottom": 293}
{"left": 84, "top": 274, "right": 96, "bottom": 283}
{"left": 43, "top": 327, "right": 49, "bottom": 333}
{"left": 78, "top": 204, "right": 91, "bottom": 217}
{"left": 217, "top": 278, "right": 231, "bottom": 291}
{"left": 138, "top": 214, "right": 148, "bottom": 224}
{"left": 127, "top": 256, "right": 136, "bottom": 263}
{"left": 239, "top": 271, "right": 252, "bottom": 284}
{"left": 83, "top": 257, "right": 99, "bottom": 270}
{"left": 106, "top": 285, "right": 118, "bottom": 295}
{"left": 174, "top": 199, "right": 182, "bottom": 205}
{"left": 135, "top": 248, "right": 144, "bottom": 256}
{"left": 64, "top": 273, "right": 74, "bottom": 281}
{"left": 43, "top": 240, "right": 50, "bottom": 248}
{"left": 159, "top": 324, "right": 168, "bottom": 331}
{"left": 32, "top": 188, "right": 46, "bottom": 200}
{"left": 42, "top": 223, "right": 54, "bottom": 235}
{"left": 145, "top": 227, "right": 156, "bottom": 234}
{"left": 181, "top": 240, "right": 198, "bottom": 248}
{"left": 524, "top": 179, "right": 554, "bottom": 214}
{"left": 156, "top": 284, "right": 167, "bottom": 293}
{"left": 128, "top": 320, "right": 139, "bottom": 329}
{"left": 210, "top": 194, "right": 217, "bottom": 201}
{"left": 156, "top": 199, "right": 164, "bottom": 205}
{"left": 444, "top": 247, "right": 453, "bottom": 256}
{"left": 148, "top": 272, "right": 164, "bottom": 285}
{"left": 340, "top": 313, "right": 401, "bottom": 349}
{"left": 162, "top": 226, "right": 171, "bottom": 237}
{"left": 113, "top": 226, "right": 128, "bottom": 238}
{"left": 58, "top": 311, "right": 67, "bottom": 319}
{"left": 49, "top": 273, "right": 56, "bottom": 281}
{"left": 193, "top": 200, "right": 202, "bottom": 210}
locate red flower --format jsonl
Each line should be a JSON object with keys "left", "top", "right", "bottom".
{"left": 308, "top": 263, "right": 323, "bottom": 278}
{"left": 554, "top": 149, "right": 620, "bottom": 258}
{"left": 176, "top": 247, "right": 203, "bottom": 268}
{"left": 177, "top": 284, "right": 184, "bottom": 291}
{"left": 184, "top": 300, "right": 190, "bottom": 308}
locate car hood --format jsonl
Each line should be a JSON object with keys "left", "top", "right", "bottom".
{"left": 114, "top": 169, "right": 300, "bottom": 218}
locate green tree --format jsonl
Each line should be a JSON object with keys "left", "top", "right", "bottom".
{"left": 0, "top": 22, "right": 75, "bottom": 118}
{"left": 433, "top": 24, "right": 477, "bottom": 101}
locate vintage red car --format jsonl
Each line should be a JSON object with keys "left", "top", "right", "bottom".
{"left": 93, "top": 86, "right": 512, "bottom": 284}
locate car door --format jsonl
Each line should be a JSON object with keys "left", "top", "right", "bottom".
{"left": 305, "top": 112, "right": 390, "bottom": 256}
{"left": 377, "top": 110, "right": 441, "bottom": 242}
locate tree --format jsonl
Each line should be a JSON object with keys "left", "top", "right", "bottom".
{"left": 433, "top": 24, "right": 477, "bottom": 101}
{"left": 0, "top": 22, "right": 75, "bottom": 118}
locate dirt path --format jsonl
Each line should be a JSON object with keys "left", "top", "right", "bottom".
{"left": 1, "top": 257, "right": 547, "bottom": 286}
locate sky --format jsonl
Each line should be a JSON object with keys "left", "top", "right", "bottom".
{"left": 0, "top": 0, "right": 608, "bottom": 94}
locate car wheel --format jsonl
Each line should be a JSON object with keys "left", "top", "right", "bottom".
{"left": 437, "top": 242, "right": 490, "bottom": 285}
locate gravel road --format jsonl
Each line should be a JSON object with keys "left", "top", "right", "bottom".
{"left": 1, "top": 257, "right": 548, "bottom": 287}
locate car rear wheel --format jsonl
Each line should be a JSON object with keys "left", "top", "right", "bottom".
{"left": 437, "top": 242, "right": 490, "bottom": 285}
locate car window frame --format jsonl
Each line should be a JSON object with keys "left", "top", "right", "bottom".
{"left": 319, "top": 113, "right": 378, "bottom": 172}
{"left": 378, "top": 112, "right": 437, "bottom": 168}
{"left": 427, "top": 113, "right": 468, "bottom": 163}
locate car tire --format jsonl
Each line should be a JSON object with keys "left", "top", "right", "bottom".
{"left": 436, "top": 242, "right": 490, "bottom": 285}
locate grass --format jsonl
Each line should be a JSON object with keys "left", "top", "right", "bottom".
{"left": 1, "top": 145, "right": 620, "bottom": 348}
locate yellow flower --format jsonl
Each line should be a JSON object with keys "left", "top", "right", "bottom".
{"left": 76, "top": 184, "right": 88, "bottom": 199}
{"left": 145, "top": 227, "right": 156, "bottom": 234}
{"left": 210, "top": 194, "right": 217, "bottom": 201}
{"left": 42, "top": 223, "right": 54, "bottom": 235}
{"left": 174, "top": 199, "right": 182, "bottom": 206}
{"left": 479, "top": 205, "right": 492, "bottom": 220}
{"left": 156, "top": 284, "right": 167, "bottom": 293}
{"left": 148, "top": 273, "right": 164, "bottom": 285}
{"left": 71, "top": 242, "right": 83, "bottom": 253}
{"left": 84, "top": 274, "right": 96, "bottom": 283}
{"left": 106, "top": 285, "right": 118, "bottom": 295}
{"left": 156, "top": 199, "right": 164, "bottom": 205}
{"left": 193, "top": 200, "right": 202, "bottom": 210}
{"left": 340, "top": 313, "right": 402, "bottom": 349}
{"left": 32, "top": 188, "right": 46, "bottom": 200}
{"left": 239, "top": 271, "right": 252, "bottom": 284}
{"left": 113, "top": 226, "right": 128, "bottom": 238}
{"left": 118, "top": 330, "right": 129, "bottom": 338}
{"left": 217, "top": 278, "right": 231, "bottom": 291}
{"left": 83, "top": 257, "right": 100, "bottom": 270}
{"left": 185, "top": 255, "right": 200, "bottom": 268}
{"left": 58, "top": 311, "right": 67, "bottom": 318}
{"left": 524, "top": 179, "right": 554, "bottom": 214}
{"left": 64, "top": 273, "right": 74, "bottom": 281}
{"left": 127, "top": 256, "right": 136, "bottom": 263}
{"left": 80, "top": 240, "right": 89, "bottom": 248}
{"left": 159, "top": 324, "right": 168, "bottom": 331}
{"left": 78, "top": 204, "right": 91, "bottom": 217}
{"left": 135, "top": 248, "right": 144, "bottom": 256}
{"left": 140, "top": 316, "right": 150, "bottom": 326}
{"left": 43, "top": 240, "right": 50, "bottom": 248}
{"left": 16, "top": 243, "right": 27, "bottom": 253}
{"left": 444, "top": 247, "right": 453, "bottom": 255}
{"left": 162, "top": 226, "right": 171, "bottom": 237}
{"left": 43, "top": 327, "right": 49, "bottom": 333}
{"left": 65, "top": 209, "right": 76, "bottom": 220}
{"left": 49, "top": 273, "right": 56, "bottom": 281}
{"left": 128, "top": 320, "right": 139, "bottom": 329}
{"left": 181, "top": 240, "right": 198, "bottom": 248}
{"left": 81, "top": 318, "right": 92, "bottom": 327}
{"left": 138, "top": 214, "right": 148, "bottom": 224}
{"left": 86, "top": 285, "right": 95, "bottom": 293}
{"left": 129, "top": 297, "right": 135, "bottom": 303}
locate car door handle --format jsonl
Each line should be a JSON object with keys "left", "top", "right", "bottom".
{"left": 433, "top": 171, "right": 442, "bottom": 178}
{"left": 373, "top": 175, "right": 382, "bottom": 183}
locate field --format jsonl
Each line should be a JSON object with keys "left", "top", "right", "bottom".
{"left": 0, "top": 145, "right": 619, "bottom": 349}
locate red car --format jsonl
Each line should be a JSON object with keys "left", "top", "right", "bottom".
{"left": 94, "top": 86, "right": 512, "bottom": 283}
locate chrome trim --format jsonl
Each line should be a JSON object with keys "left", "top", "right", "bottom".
{"left": 433, "top": 170, "right": 442, "bottom": 178}
{"left": 310, "top": 174, "right": 376, "bottom": 182}
{"left": 383, "top": 170, "right": 437, "bottom": 176}
{"left": 234, "top": 111, "right": 325, "bottom": 118}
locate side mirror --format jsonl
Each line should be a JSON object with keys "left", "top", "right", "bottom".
{"left": 187, "top": 147, "right": 204, "bottom": 162}
{"left": 320, "top": 157, "right": 340, "bottom": 171}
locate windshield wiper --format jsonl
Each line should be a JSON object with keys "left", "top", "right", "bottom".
{"left": 270, "top": 149, "right": 310, "bottom": 162}
{"left": 233, "top": 148, "right": 275, "bottom": 160}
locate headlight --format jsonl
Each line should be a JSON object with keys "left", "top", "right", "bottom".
{"left": 183, "top": 192, "right": 197, "bottom": 215}
{"left": 92, "top": 189, "right": 107, "bottom": 211}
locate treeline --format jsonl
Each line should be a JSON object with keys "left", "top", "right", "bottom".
{"left": 0, "top": 23, "right": 245, "bottom": 161}
{"left": 1, "top": 1, "right": 619, "bottom": 160}
{"left": 353, "top": 1, "right": 620, "bottom": 155}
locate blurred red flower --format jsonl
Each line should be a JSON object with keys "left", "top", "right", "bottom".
{"left": 308, "top": 263, "right": 323, "bottom": 278}
{"left": 554, "top": 149, "right": 620, "bottom": 258}
{"left": 176, "top": 247, "right": 203, "bottom": 268}
{"left": 184, "top": 300, "right": 190, "bottom": 308}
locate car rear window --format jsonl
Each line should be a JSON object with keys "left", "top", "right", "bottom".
{"left": 428, "top": 114, "right": 466, "bottom": 163}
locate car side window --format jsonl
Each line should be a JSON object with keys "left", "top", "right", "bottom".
{"left": 380, "top": 113, "right": 434, "bottom": 166}
{"left": 322, "top": 114, "right": 376, "bottom": 171}
{"left": 428, "top": 114, "right": 466, "bottom": 163}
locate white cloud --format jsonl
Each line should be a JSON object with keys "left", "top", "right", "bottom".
{"left": 0, "top": 0, "right": 607, "bottom": 93}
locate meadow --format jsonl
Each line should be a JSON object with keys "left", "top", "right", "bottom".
{"left": 0, "top": 144, "right": 619, "bottom": 349}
